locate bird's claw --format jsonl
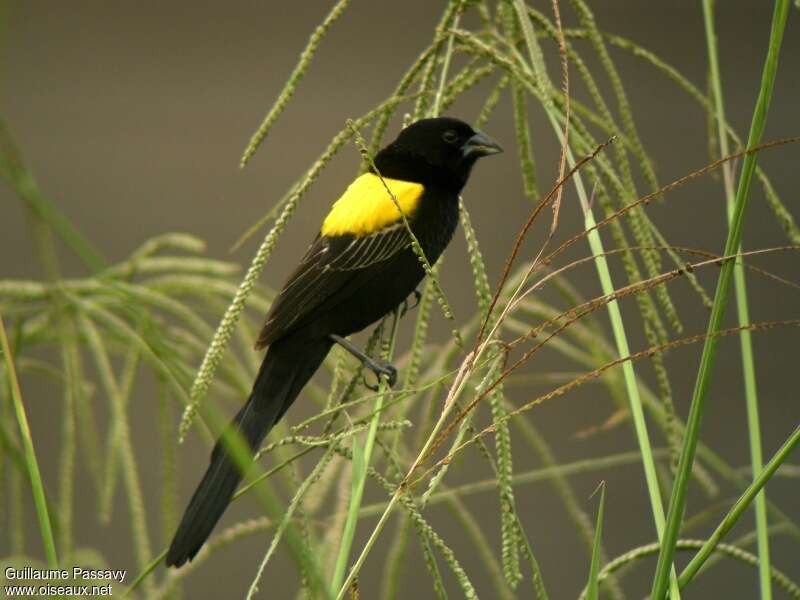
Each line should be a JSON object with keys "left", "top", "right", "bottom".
{"left": 363, "top": 360, "right": 398, "bottom": 391}
{"left": 399, "top": 289, "right": 422, "bottom": 318}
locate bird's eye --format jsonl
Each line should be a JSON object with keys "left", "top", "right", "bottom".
{"left": 442, "top": 130, "right": 459, "bottom": 144}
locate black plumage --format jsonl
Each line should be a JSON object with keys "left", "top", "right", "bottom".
{"left": 166, "top": 117, "right": 501, "bottom": 567}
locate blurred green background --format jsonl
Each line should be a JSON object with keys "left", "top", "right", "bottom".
{"left": 2, "top": 1, "right": 798, "bottom": 598}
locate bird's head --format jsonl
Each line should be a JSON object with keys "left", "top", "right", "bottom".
{"left": 375, "top": 117, "right": 502, "bottom": 191}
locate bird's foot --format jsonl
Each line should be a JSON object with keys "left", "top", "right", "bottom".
{"left": 329, "top": 333, "right": 397, "bottom": 391}
{"left": 363, "top": 358, "right": 397, "bottom": 391}
{"left": 399, "top": 289, "right": 422, "bottom": 318}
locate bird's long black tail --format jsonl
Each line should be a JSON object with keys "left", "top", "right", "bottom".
{"left": 166, "top": 336, "right": 331, "bottom": 567}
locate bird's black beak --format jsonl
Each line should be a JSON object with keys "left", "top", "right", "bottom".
{"left": 461, "top": 131, "right": 503, "bottom": 159}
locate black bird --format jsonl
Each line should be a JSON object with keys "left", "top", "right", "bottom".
{"left": 166, "top": 116, "right": 502, "bottom": 567}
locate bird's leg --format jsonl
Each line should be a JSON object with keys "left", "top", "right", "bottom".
{"left": 399, "top": 288, "right": 422, "bottom": 318}
{"left": 329, "top": 334, "right": 397, "bottom": 390}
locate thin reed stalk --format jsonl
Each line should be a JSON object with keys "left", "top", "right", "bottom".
{"left": 702, "top": 2, "right": 771, "bottom": 597}
{"left": 651, "top": 2, "right": 791, "bottom": 596}
{"left": 0, "top": 312, "right": 58, "bottom": 567}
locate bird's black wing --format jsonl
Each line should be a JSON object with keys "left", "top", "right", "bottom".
{"left": 256, "top": 224, "right": 411, "bottom": 348}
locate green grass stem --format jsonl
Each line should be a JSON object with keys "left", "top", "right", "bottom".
{"left": 0, "top": 311, "right": 58, "bottom": 567}
{"left": 678, "top": 426, "right": 800, "bottom": 588}
{"left": 702, "top": 2, "right": 772, "bottom": 598}
{"left": 330, "top": 313, "right": 400, "bottom": 594}
{"left": 511, "top": 2, "right": 681, "bottom": 596}
{"left": 650, "top": 2, "right": 791, "bottom": 597}
{"left": 583, "top": 538, "right": 800, "bottom": 600}
{"left": 585, "top": 483, "right": 605, "bottom": 600}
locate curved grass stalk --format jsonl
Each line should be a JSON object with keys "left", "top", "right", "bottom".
{"left": 585, "top": 484, "right": 605, "bottom": 600}
{"left": 78, "top": 314, "right": 155, "bottom": 597}
{"left": 560, "top": 28, "right": 800, "bottom": 244}
{"left": 475, "top": 74, "right": 510, "bottom": 127}
{"left": 330, "top": 313, "right": 401, "bottom": 595}
{"left": 156, "top": 377, "right": 179, "bottom": 561}
{"left": 510, "top": 2, "right": 680, "bottom": 596}
{"left": 421, "top": 320, "right": 800, "bottom": 490}
{"left": 430, "top": 11, "right": 460, "bottom": 118}
{"left": 459, "top": 201, "right": 521, "bottom": 587}
{"left": 702, "top": 2, "right": 771, "bottom": 597}
{"left": 439, "top": 63, "right": 496, "bottom": 115}
{"left": 698, "top": 523, "right": 793, "bottom": 576}
{"left": 357, "top": 450, "right": 666, "bottom": 519}
{"left": 562, "top": 3, "right": 679, "bottom": 336}
{"left": 581, "top": 538, "right": 800, "bottom": 600}
{"left": 153, "top": 517, "right": 272, "bottom": 598}
{"left": 334, "top": 442, "right": 479, "bottom": 599}
{"left": 0, "top": 311, "right": 57, "bottom": 567}
{"left": 240, "top": 0, "right": 351, "bottom": 167}
{"left": 444, "top": 494, "right": 516, "bottom": 600}
{"left": 678, "top": 425, "right": 800, "bottom": 589}
{"left": 333, "top": 353, "right": 480, "bottom": 599}
{"left": 247, "top": 449, "right": 336, "bottom": 600}
{"left": 57, "top": 327, "right": 79, "bottom": 560}
{"left": 575, "top": 190, "right": 681, "bottom": 598}
{"left": 650, "top": 2, "right": 791, "bottom": 595}
{"left": 505, "top": 408, "right": 625, "bottom": 600}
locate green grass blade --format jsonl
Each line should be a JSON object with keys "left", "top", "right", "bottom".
{"left": 0, "top": 311, "right": 58, "bottom": 567}
{"left": 701, "top": 2, "right": 771, "bottom": 598}
{"left": 122, "top": 550, "right": 167, "bottom": 598}
{"left": 583, "top": 537, "right": 800, "bottom": 599}
{"left": 330, "top": 314, "right": 400, "bottom": 595}
{"left": 650, "top": 1, "right": 791, "bottom": 597}
{"left": 585, "top": 484, "right": 606, "bottom": 600}
{"left": 576, "top": 183, "right": 681, "bottom": 600}
{"left": 511, "top": 2, "right": 680, "bottom": 596}
{"left": 330, "top": 431, "right": 367, "bottom": 594}
{"left": 678, "top": 426, "right": 800, "bottom": 588}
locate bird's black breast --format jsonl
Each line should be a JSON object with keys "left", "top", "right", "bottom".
{"left": 409, "top": 186, "right": 460, "bottom": 266}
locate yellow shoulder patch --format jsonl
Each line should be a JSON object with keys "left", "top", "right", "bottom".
{"left": 321, "top": 173, "right": 424, "bottom": 237}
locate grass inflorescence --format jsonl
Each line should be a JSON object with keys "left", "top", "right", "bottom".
{"left": 2, "top": 1, "right": 799, "bottom": 599}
